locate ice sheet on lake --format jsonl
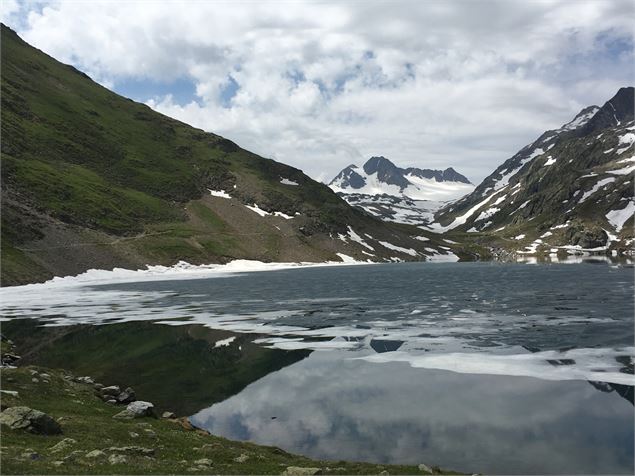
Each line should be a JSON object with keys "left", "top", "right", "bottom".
{"left": 357, "top": 347, "right": 635, "bottom": 386}
{"left": 1, "top": 261, "right": 633, "bottom": 387}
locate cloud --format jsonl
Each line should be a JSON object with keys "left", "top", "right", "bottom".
{"left": 6, "top": 0, "right": 635, "bottom": 182}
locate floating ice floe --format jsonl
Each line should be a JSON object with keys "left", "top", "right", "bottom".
{"left": 356, "top": 346, "right": 635, "bottom": 386}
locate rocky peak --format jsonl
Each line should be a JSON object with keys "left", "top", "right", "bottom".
{"left": 404, "top": 166, "right": 471, "bottom": 184}
{"left": 579, "top": 86, "right": 634, "bottom": 135}
{"left": 363, "top": 156, "right": 410, "bottom": 188}
{"left": 330, "top": 164, "right": 367, "bottom": 189}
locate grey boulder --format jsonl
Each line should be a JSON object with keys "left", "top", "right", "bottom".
{"left": 282, "top": 467, "right": 322, "bottom": 476}
{"left": 113, "top": 401, "right": 155, "bottom": 419}
{"left": 116, "top": 387, "right": 136, "bottom": 404}
{"left": 0, "top": 406, "right": 62, "bottom": 435}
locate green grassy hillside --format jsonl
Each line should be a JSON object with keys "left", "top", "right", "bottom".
{"left": 1, "top": 25, "right": 457, "bottom": 285}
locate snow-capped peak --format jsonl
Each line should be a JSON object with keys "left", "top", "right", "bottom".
{"left": 329, "top": 157, "right": 474, "bottom": 201}
{"left": 559, "top": 106, "right": 600, "bottom": 132}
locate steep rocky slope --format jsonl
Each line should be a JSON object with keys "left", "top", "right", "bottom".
{"left": 431, "top": 87, "right": 634, "bottom": 258}
{"left": 0, "top": 25, "right": 457, "bottom": 285}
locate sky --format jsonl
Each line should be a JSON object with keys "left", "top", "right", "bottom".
{"left": 2, "top": 0, "right": 634, "bottom": 183}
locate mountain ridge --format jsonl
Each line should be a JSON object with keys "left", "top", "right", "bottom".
{"left": 431, "top": 87, "right": 634, "bottom": 257}
{"left": 331, "top": 156, "right": 472, "bottom": 195}
{"left": 328, "top": 156, "right": 474, "bottom": 225}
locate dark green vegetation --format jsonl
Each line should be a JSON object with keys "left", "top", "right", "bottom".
{"left": 0, "top": 365, "right": 459, "bottom": 475}
{"left": 435, "top": 88, "right": 635, "bottom": 256}
{"left": 2, "top": 319, "right": 310, "bottom": 416}
{"left": 1, "top": 24, "right": 460, "bottom": 286}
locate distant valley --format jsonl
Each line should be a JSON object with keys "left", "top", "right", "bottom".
{"left": 328, "top": 89, "right": 635, "bottom": 260}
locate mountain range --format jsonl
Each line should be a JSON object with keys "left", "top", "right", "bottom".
{"left": 329, "top": 157, "right": 474, "bottom": 225}
{"left": 1, "top": 23, "right": 632, "bottom": 286}
{"left": 330, "top": 156, "right": 473, "bottom": 200}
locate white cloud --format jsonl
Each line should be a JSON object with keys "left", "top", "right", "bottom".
{"left": 6, "top": 0, "right": 635, "bottom": 183}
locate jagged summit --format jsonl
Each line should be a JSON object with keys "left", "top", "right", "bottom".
{"left": 578, "top": 86, "right": 634, "bottom": 135}
{"left": 330, "top": 156, "right": 473, "bottom": 202}
{"left": 329, "top": 156, "right": 474, "bottom": 225}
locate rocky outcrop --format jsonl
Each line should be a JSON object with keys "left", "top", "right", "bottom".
{"left": 282, "top": 466, "right": 322, "bottom": 476}
{"left": 0, "top": 406, "right": 62, "bottom": 435}
{"left": 113, "top": 401, "right": 155, "bottom": 419}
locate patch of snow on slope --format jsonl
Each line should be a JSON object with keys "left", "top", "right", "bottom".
{"left": 402, "top": 174, "right": 475, "bottom": 201}
{"left": 427, "top": 187, "right": 506, "bottom": 232}
{"left": 550, "top": 221, "right": 571, "bottom": 230}
{"left": 209, "top": 189, "right": 231, "bottom": 199}
{"left": 517, "top": 239, "right": 544, "bottom": 254}
{"left": 245, "top": 204, "right": 270, "bottom": 217}
{"left": 579, "top": 177, "right": 616, "bottom": 203}
{"left": 377, "top": 241, "right": 418, "bottom": 256}
{"left": 608, "top": 162, "right": 635, "bottom": 175}
{"left": 426, "top": 252, "right": 460, "bottom": 262}
{"left": 245, "top": 204, "right": 294, "bottom": 219}
{"left": 493, "top": 148, "right": 544, "bottom": 191}
{"left": 511, "top": 200, "right": 530, "bottom": 214}
{"left": 347, "top": 227, "right": 374, "bottom": 251}
{"left": 606, "top": 201, "right": 635, "bottom": 232}
{"left": 559, "top": 107, "right": 599, "bottom": 131}
{"left": 335, "top": 253, "right": 359, "bottom": 263}
{"left": 617, "top": 132, "right": 635, "bottom": 150}
{"left": 544, "top": 156, "right": 557, "bottom": 166}
{"left": 280, "top": 178, "right": 299, "bottom": 186}
{"left": 474, "top": 207, "right": 500, "bottom": 222}
{"left": 214, "top": 337, "right": 236, "bottom": 348}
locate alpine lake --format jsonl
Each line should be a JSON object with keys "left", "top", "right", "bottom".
{"left": 2, "top": 261, "right": 633, "bottom": 475}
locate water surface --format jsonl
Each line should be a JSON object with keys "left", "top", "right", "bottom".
{"left": 2, "top": 262, "right": 633, "bottom": 474}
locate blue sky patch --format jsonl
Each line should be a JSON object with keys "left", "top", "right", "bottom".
{"left": 113, "top": 77, "right": 198, "bottom": 105}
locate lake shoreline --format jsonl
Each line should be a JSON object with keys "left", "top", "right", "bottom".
{"left": 0, "top": 332, "right": 462, "bottom": 475}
